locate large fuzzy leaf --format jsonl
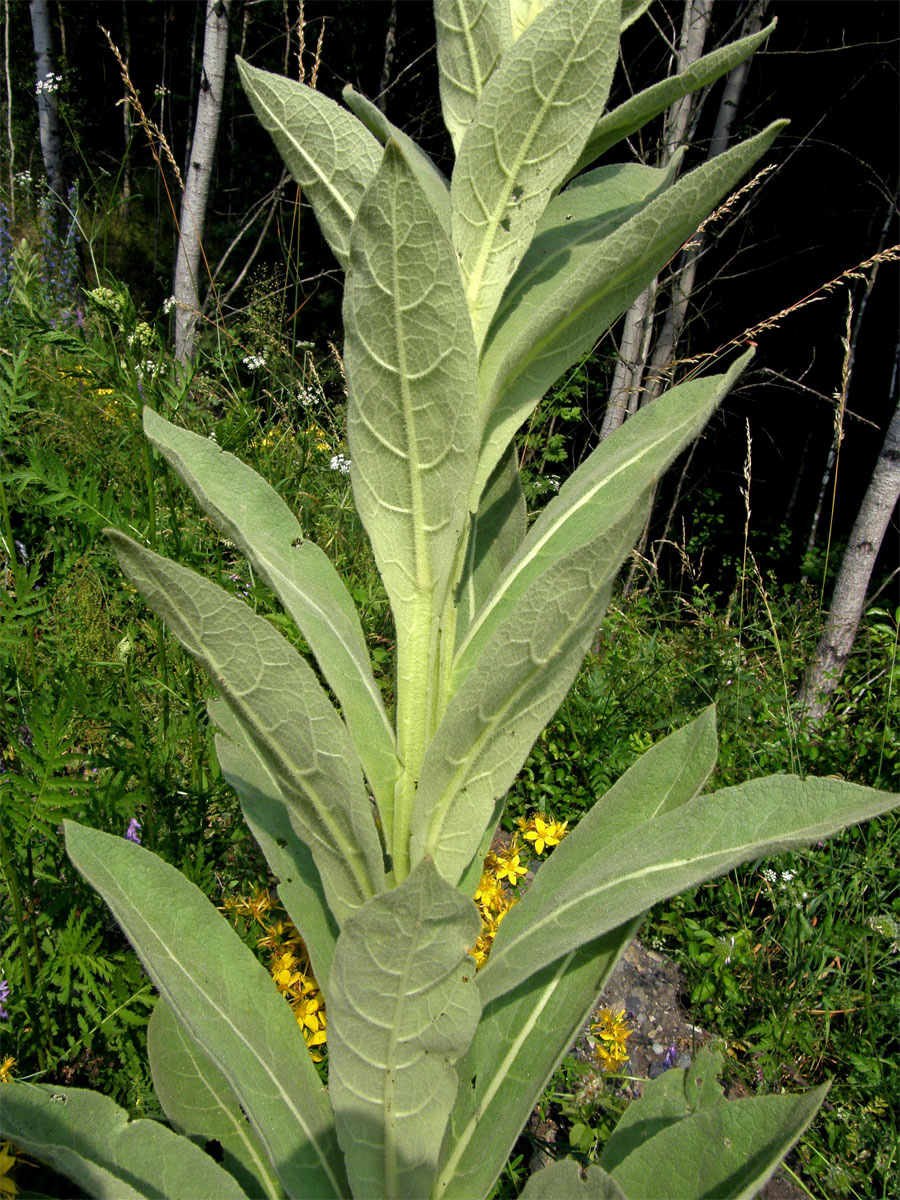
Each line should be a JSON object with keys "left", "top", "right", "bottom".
{"left": 106, "top": 530, "right": 385, "bottom": 924}
{"left": 451, "top": 0, "right": 621, "bottom": 346}
{"left": 413, "top": 359, "right": 747, "bottom": 884}
{"left": 341, "top": 84, "right": 451, "bottom": 237}
{"left": 0, "top": 1083, "right": 249, "bottom": 1200}
{"left": 434, "top": 0, "right": 514, "bottom": 155}
{"left": 212, "top": 701, "right": 339, "bottom": 988}
{"left": 607, "top": 1086, "right": 829, "bottom": 1199}
{"left": 567, "top": 19, "right": 777, "bottom": 180}
{"left": 142, "top": 407, "right": 398, "bottom": 821}
{"left": 344, "top": 140, "right": 478, "bottom": 876}
{"left": 147, "top": 998, "right": 281, "bottom": 1200}
{"left": 455, "top": 444, "right": 527, "bottom": 636}
{"left": 328, "top": 858, "right": 482, "bottom": 1200}
{"left": 475, "top": 122, "right": 784, "bottom": 496}
{"left": 478, "top": 776, "right": 899, "bottom": 1004}
{"left": 236, "top": 57, "right": 382, "bottom": 268}
{"left": 64, "top": 822, "right": 348, "bottom": 1200}
{"left": 436, "top": 920, "right": 639, "bottom": 1200}
{"left": 520, "top": 1159, "right": 629, "bottom": 1199}
{"left": 345, "top": 140, "right": 477, "bottom": 627}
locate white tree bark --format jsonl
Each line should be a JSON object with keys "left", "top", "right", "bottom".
{"left": 801, "top": 387, "right": 900, "bottom": 721}
{"left": 599, "top": 0, "right": 714, "bottom": 442}
{"left": 173, "top": 0, "right": 231, "bottom": 363}
{"left": 641, "top": 0, "right": 770, "bottom": 409}
{"left": 29, "top": 0, "right": 66, "bottom": 223}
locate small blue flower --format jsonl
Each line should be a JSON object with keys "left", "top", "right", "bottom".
{"left": 662, "top": 1044, "right": 677, "bottom": 1070}
{"left": 125, "top": 818, "right": 142, "bottom": 844}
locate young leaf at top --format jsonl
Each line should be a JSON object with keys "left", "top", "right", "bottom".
{"left": 474, "top": 122, "right": 785, "bottom": 499}
{"left": 451, "top": 0, "right": 621, "bottom": 346}
{"left": 434, "top": 0, "right": 514, "bottom": 155}
{"left": 566, "top": 18, "right": 778, "bottom": 181}
{"left": 344, "top": 138, "right": 479, "bottom": 878}
{"left": 341, "top": 84, "right": 451, "bottom": 237}
{"left": 327, "top": 857, "right": 482, "bottom": 1200}
{"left": 236, "top": 57, "right": 383, "bottom": 269}
{"left": 64, "top": 822, "right": 347, "bottom": 1200}
{"left": 0, "top": 1083, "right": 250, "bottom": 1200}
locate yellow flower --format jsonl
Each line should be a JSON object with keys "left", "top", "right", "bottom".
{"left": 0, "top": 1140, "right": 34, "bottom": 1198}
{"left": 294, "top": 992, "right": 325, "bottom": 1035}
{"left": 490, "top": 846, "right": 527, "bottom": 885}
{"left": 591, "top": 1008, "right": 632, "bottom": 1072}
{"left": 0, "top": 1058, "right": 14, "bottom": 1084}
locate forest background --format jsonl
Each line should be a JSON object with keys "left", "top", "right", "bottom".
{"left": 1, "top": 2, "right": 898, "bottom": 1198}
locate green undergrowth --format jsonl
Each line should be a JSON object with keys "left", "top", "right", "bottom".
{"left": 2, "top": 250, "right": 896, "bottom": 1198}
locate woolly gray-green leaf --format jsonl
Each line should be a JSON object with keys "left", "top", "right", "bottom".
{"left": 608, "top": 1085, "right": 829, "bottom": 1200}
{"left": 236, "top": 57, "right": 382, "bottom": 268}
{"left": 455, "top": 444, "right": 527, "bottom": 636}
{"left": 341, "top": 85, "right": 451, "bottom": 237}
{"left": 345, "top": 139, "right": 478, "bottom": 628}
{"left": 212, "top": 704, "right": 338, "bottom": 988}
{"left": 475, "top": 123, "right": 784, "bottom": 496}
{"left": 434, "top": 0, "right": 514, "bottom": 154}
{"left": 567, "top": 19, "right": 777, "bottom": 179}
{"left": 452, "top": 0, "right": 621, "bottom": 346}
{"left": 520, "top": 1158, "right": 630, "bottom": 1199}
{"left": 413, "top": 360, "right": 747, "bottom": 884}
{"left": 328, "top": 858, "right": 482, "bottom": 1200}
{"left": 0, "top": 1083, "right": 249, "bottom": 1200}
{"left": 600, "top": 1046, "right": 727, "bottom": 1175}
{"left": 436, "top": 921, "right": 639, "bottom": 1200}
{"left": 63, "top": 822, "right": 347, "bottom": 1200}
{"left": 106, "top": 529, "right": 385, "bottom": 924}
{"left": 143, "top": 406, "right": 398, "bottom": 822}
{"left": 478, "top": 776, "right": 899, "bottom": 1004}
{"left": 147, "top": 998, "right": 281, "bottom": 1200}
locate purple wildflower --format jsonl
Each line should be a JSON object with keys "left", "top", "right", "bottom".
{"left": 125, "top": 818, "right": 142, "bottom": 844}
{"left": 14, "top": 540, "right": 28, "bottom": 564}
{"left": 0, "top": 979, "right": 9, "bottom": 1019}
{"left": 662, "top": 1044, "right": 677, "bottom": 1070}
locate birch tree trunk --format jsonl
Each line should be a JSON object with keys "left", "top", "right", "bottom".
{"left": 29, "top": 0, "right": 66, "bottom": 226}
{"left": 173, "top": 0, "right": 231, "bottom": 363}
{"left": 801, "top": 385, "right": 900, "bottom": 721}
{"left": 599, "top": 0, "right": 714, "bottom": 442}
{"left": 642, "top": 0, "right": 770, "bottom": 407}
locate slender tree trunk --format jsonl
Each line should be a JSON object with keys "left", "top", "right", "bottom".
{"left": 599, "top": 0, "right": 714, "bottom": 442}
{"left": 29, "top": 0, "right": 66, "bottom": 225}
{"left": 173, "top": 0, "right": 231, "bottom": 363}
{"left": 3, "top": 0, "right": 14, "bottom": 221}
{"left": 801, "top": 385, "right": 900, "bottom": 721}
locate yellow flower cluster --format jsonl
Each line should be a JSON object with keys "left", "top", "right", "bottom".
{"left": 220, "top": 888, "right": 327, "bottom": 1062}
{"left": 471, "top": 814, "right": 569, "bottom": 969}
{"left": 591, "top": 1007, "right": 632, "bottom": 1073}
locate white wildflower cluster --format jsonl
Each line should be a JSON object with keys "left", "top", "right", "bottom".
{"left": 295, "top": 340, "right": 314, "bottom": 350}
{"left": 761, "top": 866, "right": 808, "bottom": 909}
{"left": 242, "top": 354, "right": 267, "bottom": 371}
{"left": 35, "top": 72, "right": 63, "bottom": 96}
{"left": 13, "top": 170, "right": 33, "bottom": 187}
{"left": 162, "top": 296, "right": 176, "bottom": 315}
{"left": 137, "top": 359, "right": 165, "bottom": 380}
{"left": 329, "top": 453, "right": 351, "bottom": 475}
{"left": 297, "top": 385, "right": 321, "bottom": 408}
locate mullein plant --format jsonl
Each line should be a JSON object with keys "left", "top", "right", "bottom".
{"left": 3, "top": 2, "right": 897, "bottom": 1196}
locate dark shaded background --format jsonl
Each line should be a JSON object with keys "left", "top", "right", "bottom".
{"left": 6, "top": 0, "right": 899, "bottom": 593}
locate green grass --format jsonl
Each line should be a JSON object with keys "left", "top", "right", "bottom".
{"left": 1, "top": 216, "right": 897, "bottom": 1200}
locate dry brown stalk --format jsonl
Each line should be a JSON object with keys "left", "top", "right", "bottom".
{"left": 100, "top": 26, "right": 183, "bottom": 192}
